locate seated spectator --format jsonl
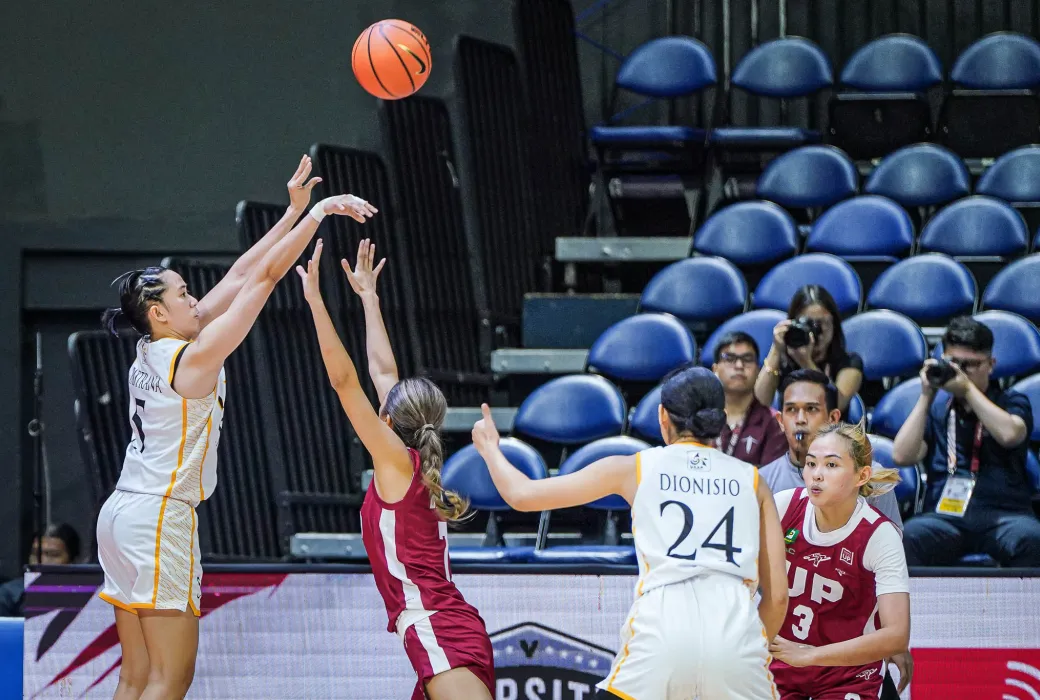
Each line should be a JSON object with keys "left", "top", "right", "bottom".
{"left": 892, "top": 317, "right": 1040, "bottom": 567}
{"left": 711, "top": 331, "right": 787, "bottom": 465}
{"left": 761, "top": 369, "right": 902, "bottom": 529}
{"left": 0, "top": 522, "right": 81, "bottom": 617}
{"left": 755, "top": 285, "right": 863, "bottom": 416}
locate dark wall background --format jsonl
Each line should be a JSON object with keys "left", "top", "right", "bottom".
{"left": 1, "top": 0, "right": 1036, "bottom": 579}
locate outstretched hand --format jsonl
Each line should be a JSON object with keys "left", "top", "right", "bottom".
{"left": 295, "top": 239, "right": 324, "bottom": 305}
{"left": 471, "top": 404, "right": 501, "bottom": 457}
{"left": 287, "top": 155, "right": 322, "bottom": 210}
{"left": 320, "top": 194, "right": 379, "bottom": 224}
{"left": 342, "top": 238, "right": 387, "bottom": 297}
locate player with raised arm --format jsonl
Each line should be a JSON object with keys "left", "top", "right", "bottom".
{"left": 471, "top": 365, "right": 789, "bottom": 700}
{"left": 95, "top": 155, "right": 376, "bottom": 700}
{"left": 769, "top": 422, "right": 911, "bottom": 700}
{"left": 298, "top": 240, "right": 495, "bottom": 700}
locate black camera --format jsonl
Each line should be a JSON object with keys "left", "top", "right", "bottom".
{"left": 926, "top": 359, "right": 958, "bottom": 388}
{"left": 785, "top": 317, "right": 822, "bottom": 349}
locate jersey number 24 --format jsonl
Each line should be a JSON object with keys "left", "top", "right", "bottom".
{"left": 660, "top": 501, "right": 742, "bottom": 564}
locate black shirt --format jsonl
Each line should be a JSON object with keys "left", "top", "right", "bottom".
{"left": 924, "top": 383, "right": 1034, "bottom": 514}
{"left": 778, "top": 349, "right": 864, "bottom": 388}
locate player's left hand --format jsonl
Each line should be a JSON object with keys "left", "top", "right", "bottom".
{"left": 889, "top": 651, "right": 914, "bottom": 694}
{"left": 471, "top": 403, "right": 501, "bottom": 456}
{"left": 287, "top": 154, "right": 322, "bottom": 210}
{"left": 342, "top": 238, "right": 386, "bottom": 297}
{"left": 942, "top": 361, "right": 972, "bottom": 399}
{"left": 295, "top": 239, "right": 324, "bottom": 305}
{"left": 321, "top": 194, "right": 379, "bottom": 224}
{"left": 769, "top": 636, "right": 817, "bottom": 667}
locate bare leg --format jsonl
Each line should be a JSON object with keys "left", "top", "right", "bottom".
{"left": 137, "top": 609, "right": 199, "bottom": 700}
{"left": 112, "top": 608, "right": 150, "bottom": 700}
{"left": 425, "top": 668, "right": 493, "bottom": 700}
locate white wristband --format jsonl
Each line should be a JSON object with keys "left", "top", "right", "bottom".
{"left": 309, "top": 202, "right": 327, "bottom": 223}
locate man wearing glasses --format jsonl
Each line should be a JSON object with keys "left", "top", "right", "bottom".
{"left": 892, "top": 316, "right": 1040, "bottom": 567}
{"left": 711, "top": 331, "right": 788, "bottom": 466}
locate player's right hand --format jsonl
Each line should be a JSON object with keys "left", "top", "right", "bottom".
{"left": 471, "top": 403, "right": 501, "bottom": 455}
{"left": 342, "top": 238, "right": 386, "bottom": 297}
{"left": 295, "top": 240, "right": 323, "bottom": 304}
{"left": 321, "top": 194, "right": 378, "bottom": 223}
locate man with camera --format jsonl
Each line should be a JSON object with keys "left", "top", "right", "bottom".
{"left": 892, "top": 316, "right": 1040, "bottom": 567}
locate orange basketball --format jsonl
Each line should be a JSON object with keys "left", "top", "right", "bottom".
{"left": 352, "top": 20, "right": 432, "bottom": 100}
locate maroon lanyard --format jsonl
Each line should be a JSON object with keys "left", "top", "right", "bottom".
{"left": 946, "top": 408, "right": 984, "bottom": 477}
{"left": 716, "top": 411, "right": 749, "bottom": 456}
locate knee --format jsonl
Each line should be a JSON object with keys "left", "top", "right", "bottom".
{"left": 117, "top": 664, "right": 149, "bottom": 694}
{"left": 148, "top": 660, "right": 196, "bottom": 696}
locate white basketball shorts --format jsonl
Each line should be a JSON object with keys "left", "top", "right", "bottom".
{"left": 597, "top": 573, "right": 777, "bottom": 700}
{"left": 96, "top": 489, "right": 202, "bottom": 616}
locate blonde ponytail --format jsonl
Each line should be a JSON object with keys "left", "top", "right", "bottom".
{"left": 416, "top": 427, "right": 471, "bottom": 522}
{"left": 815, "top": 421, "right": 901, "bottom": 498}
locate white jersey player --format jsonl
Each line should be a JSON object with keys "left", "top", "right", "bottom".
{"left": 472, "top": 366, "right": 789, "bottom": 700}
{"left": 94, "top": 155, "right": 377, "bottom": 700}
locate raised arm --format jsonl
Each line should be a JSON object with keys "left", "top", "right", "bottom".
{"left": 297, "top": 242, "right": 414, "bottom": 494}
{"left": 195, "top": 156, "right": 354, "bottom": 327}
{"left": 756, "top": 476, "right": 789, "bottom": 640}
{"left": 471, "top": 404, "right": 637, "bottom": 511}
{"left": 173, "top": 195, "right": 371, "bottom": 399}
{"left": 343, "top": 238, "right": 398, "bottom": 406}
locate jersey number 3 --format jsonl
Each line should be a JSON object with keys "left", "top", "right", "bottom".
{"left": 660, "top": 501, "right": 742, "bottom": 564}
{"left": 131, "top": 399, "right": 146, "bottom": 453}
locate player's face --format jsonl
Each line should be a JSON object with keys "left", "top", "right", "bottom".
{"left": 151, "top": 271, "right": 201, "bottom": 339}
{"left": 712, "top": 342, "right": 759, "bottom": 394}
{"left": 779, "top": 382, "right": 838, "bottom": 454}
{"left": 803, "top": 433, "right": 871, "bottom": 507}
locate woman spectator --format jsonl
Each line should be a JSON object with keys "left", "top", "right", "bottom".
{"left": 755, "top": 285, "right": 863, "bottom": 415}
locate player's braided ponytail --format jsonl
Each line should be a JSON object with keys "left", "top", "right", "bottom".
{"left": 383, "top": 377, "right": 470, "bottom": 522}
{"left": 102, "top": 267, "right": 169, "bottom": 336}
{"left": 815, "top": 422, "right": 901, "bottom": 497}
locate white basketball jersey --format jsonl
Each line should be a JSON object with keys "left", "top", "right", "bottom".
{"left": 631, "top": 441, "right": 761, "bottom": 594}
{"left": 115, "top": 337, "right": 226, "bottom": 507}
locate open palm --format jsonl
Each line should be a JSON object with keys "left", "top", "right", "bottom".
{"left": 342, "top": 238, "right": 386, "bottom": 296}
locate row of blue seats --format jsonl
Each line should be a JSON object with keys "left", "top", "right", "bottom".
{"left": 756, "top": 144, "right": 1040, "bottom": 215}
{"left": 440, "top": 374, "right": 1040, "bottom": 564}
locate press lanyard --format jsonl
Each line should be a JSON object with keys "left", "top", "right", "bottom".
{"left": 716, "top": 413, "right": 747, "bottom": 456}
{"left": 946, "top": 408, "right": 984, "bottom": 477}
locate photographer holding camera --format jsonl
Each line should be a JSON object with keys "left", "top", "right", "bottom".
{"left": 755, "top": 285, "right": 864, "bottom": 416}
{"left": 892, "top": 316, "right": 1040, "bottom": 567}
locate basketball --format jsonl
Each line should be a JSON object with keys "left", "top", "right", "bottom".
{"left": 352, "top": 20, "right": 432, "bottom": 100}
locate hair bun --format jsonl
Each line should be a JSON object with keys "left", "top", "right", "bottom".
{"left": 690, "top": 407, "right": 726, "bottom": 437}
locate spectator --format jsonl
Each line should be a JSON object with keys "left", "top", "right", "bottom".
{"left": 892, "top": 317, "right": 1040, "bottom": 567}
{"left": 755, "top": 285, "right": 863, "bottom": 415}
{"left": 711, "top": 331, "right": 787, "bottom": 465}
{"left": 0, "top": 523, "right": 81, "bottom": 617}
{"left": 760, "top": 369, "right": 903, "bottom": 529}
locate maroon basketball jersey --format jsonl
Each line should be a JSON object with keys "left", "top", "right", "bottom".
{"left": 361, "top": 449, "right": 479, "bottom": 633}
{"left": 771, "top": 488, "right": 893, "bottom": 697}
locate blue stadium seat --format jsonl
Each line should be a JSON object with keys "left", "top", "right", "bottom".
{"left": 587, "top": 313, "right": 697, "bottom": 383}
{"left": 932, "top": 310, "right": 1040, "bottom": 380}
{"left": 712, "top": 37, "right": 832, "bottom": 149}
{"left": 752, "top": 253, "right": 862, "bottom": 316}
{"left": 868, "top": 434, "right": 920, "bottom": 516}
{"left": 756, "top": 146, "right": 858, "bottom": 209}
{"left": 0, "top": 617, "right": 21, "bottom": 699}
{"left": 919, "top": 196, "right": 1029, "bottom": 257}
{"left": 442, "top": 438, "right": 547, "bottom": 562}
{"left": 693, "top": 201, "right": 799, "bottom": 266}
{"left": 700, "top": 309, "right": 787, "bottom": 367}
{"left": 976, "top": 146, "right": 1040, "bottom": 203}
{"left": 830, "top": 35, "right": 943, "bottom": 160}
{"left": 870, "top": 378, "right": 924, "bottom": 438}
{"left": 982, "top": 254, "right": 1040, "bottom": 324}
{"left": 531, "top": 436, "right": 649, "bottom": 564}
{"left": 867, "top": 254, "right": 977, "bottom": 325}
{"left": 639, "top": 257, "right": 747, "bottom": 324}
{"left": 807, "top": 196, "right": 914, "bottom": 258}
{"left": 847, "top": 394, "right": 865, "bottom": 424}
{"left": 841, "top": 34, "right": 943, "bottom": 92}
{"left": 843, "top": 310, "right": 928, "bottom": 381}
{"left": 1010, "top": 374, "right": 1040, "bottom": 442}
{"left": 629, "top": 383, "right": 664, "bottom": 444}
{"left": 1027, "top": 450, "right": 1040, "bottom": 493}
{"left": 864, "top": 144, "right": 970, "bottom": 209}
{"left": 938, "top": 32, "right": 1040, "bottom": 159}
{"left": 514, "top": 375, "right": 627, "bottom": 444}
{"left": 590, "top": 36, "right": 717, "bottom": 236}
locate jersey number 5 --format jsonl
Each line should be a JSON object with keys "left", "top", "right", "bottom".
{"left": 131, "top": 399, "right": 146, "bottom": 453}
{"left": 660, "top": 501, "right": 743, "bottom": 564}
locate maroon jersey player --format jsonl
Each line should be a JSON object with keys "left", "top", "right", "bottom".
{"left": 299, "top": 239, "right": 494, "bottom": 700}
{"left": 769, "top": 422, "right": 911, "bottom": 700}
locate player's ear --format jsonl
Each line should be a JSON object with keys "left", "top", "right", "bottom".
{"left": 658, "top": 404, "right": 672, "bottom": 443}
